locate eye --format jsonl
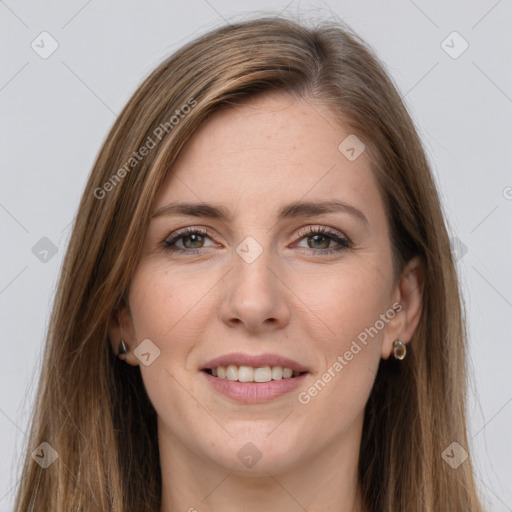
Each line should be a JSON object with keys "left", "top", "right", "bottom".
{"left": 294, "top": 226, "right": 351, "bottom": 255}
{"left": 162, "top": 227, "right": 217, "bottom": 254}
{"left": 161, "top": 225, "right": 351, "bottom": 256}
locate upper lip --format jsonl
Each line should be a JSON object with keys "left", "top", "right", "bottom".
{"left": 202, "top": 352, "right": 309, "bottom": 373}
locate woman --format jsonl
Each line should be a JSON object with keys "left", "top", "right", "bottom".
{"left": 13, "top": 15, "right": 486, "bottom": 512}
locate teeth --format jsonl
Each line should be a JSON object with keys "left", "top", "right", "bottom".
{"left": 253, "top": 366, "right": 271, "bottom": 382}
{"left": 209, "top": 364, "right": 301, "bottom": 382}
{"left": 271, "top": 366, "right": 283, "bottom": 380}
{"left": 238, "top": 366, "right": 254, "bottom": 382}
{"left": 226, "top": 365, "right": 238, "bottom": 381}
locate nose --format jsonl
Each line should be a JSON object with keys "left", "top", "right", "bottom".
{"left": 219, "top": 246, "right": 291, "bottom": 333}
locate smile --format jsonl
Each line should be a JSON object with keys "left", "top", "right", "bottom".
{"left": 203, "top": 365, "right": 305, "bottom": 382}
{"left": 200, "top": 353, "right": 310, "bottom": 403}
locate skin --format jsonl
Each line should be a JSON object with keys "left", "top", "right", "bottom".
{"left": 109, "top": 92, "right": 424, "bottom": 512}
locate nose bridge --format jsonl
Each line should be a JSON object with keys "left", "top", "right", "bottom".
{"left": 234, "top": 242, "right": 275, "bottom": 292}
{"left": 219, "top": 236, "right": 290, "bottom": 331}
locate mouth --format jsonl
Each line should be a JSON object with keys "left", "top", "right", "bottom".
{"left": 202, "top": 365, "right": 307, "bottom": 382}
{"left": 200, "top": 353, "right": 310, "bottom": 402}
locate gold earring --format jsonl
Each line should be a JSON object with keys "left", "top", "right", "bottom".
{"left": 393, "top": 339, "right": 407, "bottom": 360}
{"left": 118, "top": 339, "right": 129, "bottom": 359}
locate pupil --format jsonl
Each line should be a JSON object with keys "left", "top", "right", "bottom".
{"left": 309, "top": 234, "right": 329, "bottom": 249}
{"left": 184, "top": 234, "right": 203, "bottom": 248}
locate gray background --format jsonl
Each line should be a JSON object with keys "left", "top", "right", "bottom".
{"left": 0, "top": 0, "right": 511, "bottom": 510}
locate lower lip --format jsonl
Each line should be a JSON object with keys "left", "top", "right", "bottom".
{"left": 201, "top": 371, "right": 308, "bottom": 403}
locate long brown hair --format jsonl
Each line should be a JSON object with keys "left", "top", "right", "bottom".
{"left": 13, "top": 14, "right": 485, "bottom": 512}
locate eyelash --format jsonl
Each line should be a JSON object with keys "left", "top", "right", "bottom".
{"left": 162, "top": 226, "right": 351, "bottom": 256}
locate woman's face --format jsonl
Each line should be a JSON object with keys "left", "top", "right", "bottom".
{"left": 117, "top": 92, "right": 421, "bottom": 476}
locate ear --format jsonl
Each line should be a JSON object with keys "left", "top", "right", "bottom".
{"left": 108, "top": 299, "right": 140, "bottom": 367}
{"left": 381, "top": 255, "right": 425, "bottom": 359}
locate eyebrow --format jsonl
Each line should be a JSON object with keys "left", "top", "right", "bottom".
{"left": 151, "top": 199, "right": 369, "bottom": 225}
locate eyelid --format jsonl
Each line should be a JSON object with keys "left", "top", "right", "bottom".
{"left": 294, "top": 224, "right": 348, "bottom": 241}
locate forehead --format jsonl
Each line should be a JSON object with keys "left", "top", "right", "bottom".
{"left": 154, "top": 92, "right": 385, "bottom": 227}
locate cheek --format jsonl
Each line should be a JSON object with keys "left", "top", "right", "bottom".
{"left": 126, "top": 265, "right": 213, "bottom": 429}
{"left": 290, "top": 260, "right": 392, "bottom": 412}
{"left": 127, "top": 262, "right": 217, "bottom": 343}
{"left": 292, "top": 259, "right": 393, "bottom": 348}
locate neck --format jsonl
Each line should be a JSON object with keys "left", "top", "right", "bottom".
{"left": 158, "top": 415, "right": 367, "bottom": 512}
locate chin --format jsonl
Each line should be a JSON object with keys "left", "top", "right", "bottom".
{"left": 204, "top": 428, "right": 304, "bottom": 474}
